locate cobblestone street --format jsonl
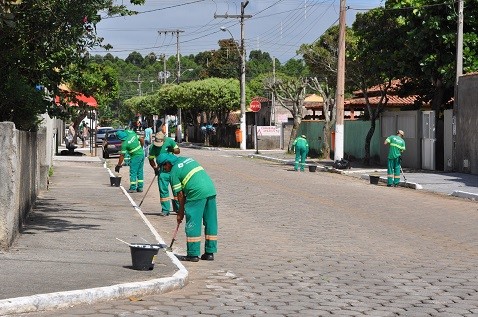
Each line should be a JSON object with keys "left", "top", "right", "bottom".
{"left": 19, "top": 148, "right": 478, "bottom": 317}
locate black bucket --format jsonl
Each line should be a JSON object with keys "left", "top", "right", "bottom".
{"left": 308, "top": 165, "right": 317, "bottom": 172}
{"left": 369, "top": 175, "right": 380, "bottom": 185}
{"left": 129, "top": 244, "right": 160, "bottom": 270}
{"left": 110, "top": 176, "right": 121, "bottom": 187}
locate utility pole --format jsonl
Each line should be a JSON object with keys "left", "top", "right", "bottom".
{"left": 334, "top": 0, "right": 346, "bottom": 162}
{"left": 452, "top": 0, "right": 464, "bottom": 171}
{"left": 158, "top": 30, "right": 184, "bottom": 143}
{"left": 215, "top": 1, "right": 252, "bottom": 150}
{"left": 271, "top": 57, "right": 276, "bottom": 126}
{"left": 129, "top": 74, "right": 143, "bottom": 96}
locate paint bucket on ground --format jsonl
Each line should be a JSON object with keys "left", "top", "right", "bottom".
{"left": 129, "top": 244, "right": 160, "bottom": 270}
{"left": 308, "top": 165, "right": 317, "bottom": 172}
{"left": 369, "top": 175, "right": 380, "bottom": 185}
{"left": 110, "top": 176, "right": 121, "bottom": 187}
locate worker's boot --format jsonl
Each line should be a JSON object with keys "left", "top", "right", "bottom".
{"left": 201, "top": 253, "right": 214, "bottom": 261}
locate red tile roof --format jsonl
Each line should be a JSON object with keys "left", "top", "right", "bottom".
{"left": 344, "top": 95, "right": 421, "bottom": 108}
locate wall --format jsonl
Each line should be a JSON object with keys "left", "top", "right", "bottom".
{"left": 380, "top": 111, "right": 421, "bottom": 169}
{"left": 456, "top": 74, "right": 478, "bottom": 174}
{"left": 0, "top": 120, "right": 51, "bottom": 250}
{"left": 443, "top": 109, "right": 453, "bottom": 172}
{"left": 297, "top": 120, "right": 381, "bottom": 159}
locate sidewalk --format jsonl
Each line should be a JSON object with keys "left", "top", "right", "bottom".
{"left": 0, "top": 148, "right": 187, "bottom": 316}
{"left": 190, "top": 143, "right": 477, "bottom": 201}
{"left": 244, "top": 149, "right": 478, "bottom": 200}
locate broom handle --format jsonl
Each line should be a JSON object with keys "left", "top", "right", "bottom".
{"left": 169, "top": 223, "right": 180, "bottom": 248}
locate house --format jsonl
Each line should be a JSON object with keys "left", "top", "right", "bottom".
{"left": 304, "top": 80, "right": 429, "bottom": 120}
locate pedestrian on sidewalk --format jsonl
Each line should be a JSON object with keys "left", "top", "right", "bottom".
{"left": 158, "top": 153, "right": 218, "bottom": 262}
{"left": 81, "top": 122, "right": 89, "bottom": 147}
{"left": 115, "top": 130, "right": 145, "bottom": 193}
{"left": 292, "top": 134, "right": 309, "bottom": 172}
{"left": 143, "top": 123, "right": 153, "bottom": 157}
{"left": 148, "top": 132, "right": 180, "bottom": 216}
{"left": 384, "top": 130, "right": 406, "bottom": 187}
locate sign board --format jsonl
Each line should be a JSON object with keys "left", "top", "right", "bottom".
{"left": 277, "top": 114, "right": 289, "bottom": 123}
{"left": 250, "top": 100, "right": 261, "bottom": 112}
{"left": 257, "top": 126, "right": 280, "bottom": 136}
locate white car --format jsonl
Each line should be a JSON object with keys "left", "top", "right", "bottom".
{"left": 95, "top": 127, "right": 113, "bottom": 146}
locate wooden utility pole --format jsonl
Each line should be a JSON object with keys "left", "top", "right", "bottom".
{"left": 334, "top": 0, "right": 346, "bottom": 162}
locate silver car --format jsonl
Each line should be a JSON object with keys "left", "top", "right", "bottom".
{"left": 95, "top": 127, "right": 113, "bottom": 146}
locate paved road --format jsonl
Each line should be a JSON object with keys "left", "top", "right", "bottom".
{"left": 16, "top": 148, "right": 478, "bottom": 316}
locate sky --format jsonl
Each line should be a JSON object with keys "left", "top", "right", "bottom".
{"left": 93, "top": 0, "right": 385, "bottom": 63}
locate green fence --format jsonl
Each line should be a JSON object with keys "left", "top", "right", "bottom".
{"left": 298, "top": 120, "right": 381, "bottom": 159}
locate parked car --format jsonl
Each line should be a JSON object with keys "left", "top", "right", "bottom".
{"left": 102, "top": 129, "right": 124, "bottom": 158}
{"left": 95, "top": 127, "right": 113, "bottom": 146}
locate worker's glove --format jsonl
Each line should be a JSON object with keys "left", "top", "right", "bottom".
{"left": 114, "top": 165, "right": 121, "bottom": 173}
{"left": 154, "top": 167, "right": 159, "bottom": 176}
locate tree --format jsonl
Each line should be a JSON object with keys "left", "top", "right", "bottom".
{"left": 267, "top": 77, "right": 308, "bottom": 151}
{"left": 207, "top": 39, "right": 241, "bottom": 79}
{"left": 247, "top": 50, "right": 274, "bottom": 80}
{"left": 0, "top": 0, "right": 146, "bottom": 131}
{"left": 307, "top": 77, "right": 336, "bottom": 159}
{"left": 349, "top": 7, "right": 406, "bottom": 165}
{"left": 298, "top": 25, "right": 357, "bottom": 159}
{"left": 125, "top": 51, "right": 144, "bottom": 67}
{"left": 280, "top": 59, "right": 309, "bottom": 77}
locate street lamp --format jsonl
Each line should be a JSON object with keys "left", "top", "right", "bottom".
{"left": 221, "top": 26, "right": 247, "bottom": 150}
{"left": 176, "top": 68, "right": 194, "bottom": 143}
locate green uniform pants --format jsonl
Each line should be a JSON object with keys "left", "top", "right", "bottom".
{"left": 184, "top": 196, "right": 218, "bottom": 257}
{"left": 158, "top": 171, "right": 178, "bottom": 214}
{"left": 387, "top": 157, "right": 401, "bottom": 186}
{"left": 128, "top": 154, "right": 144, "bottom": 191}
{"left": 294, "top": 146, "right": 308, "bottom": 171}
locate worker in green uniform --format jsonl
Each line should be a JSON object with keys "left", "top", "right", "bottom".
{"left": 292, "top": 134, "right": 309, "bottom": 172}
{"left": 115, "top": 130, "right": 144, "bottom": 193}
{"left": 148, "top": 132, "right": 180, "bottom": 216}
{"left": 158, "top": 153, "right": 217, "bottom": 262}
{"left": 384, "top": 130, "right": 406, "bottom": 187}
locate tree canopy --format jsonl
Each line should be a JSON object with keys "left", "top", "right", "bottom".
{"left": 0, "top": 0, "right": 145, "bottom": 130}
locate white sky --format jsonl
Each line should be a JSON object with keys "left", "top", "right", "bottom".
{"left": 93, "top": 0, "right": 384, "bottom": 63}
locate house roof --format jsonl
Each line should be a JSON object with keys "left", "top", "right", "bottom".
{"left": 344, "top": 95, "right": 421, "bottom": 108}
{"left": 304, "top": 94, "right": 324, "bottom": 110}
{"left": 55, "top": 84, "right": 98, "bottom": 108}
{"left": 252, "top": 96, "right": 270, "bottom": 103}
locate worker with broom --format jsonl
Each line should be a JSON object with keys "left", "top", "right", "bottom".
{"left": 158, "top": 153, "right": 217, "bottom": 262}
{"left": 148, "top": 132, "right": 180, "bottom": 216}
{"left": 115, "top": 130, "right": 145, "bottom": 193}
{"left": 292, "top": 134, "right": 309, "bottom": 172}
{"left": 384, "top": 130, "right": 406, "bottom": 187}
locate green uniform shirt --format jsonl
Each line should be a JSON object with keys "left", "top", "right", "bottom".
{"left": 120, "top": 130, "right": 143, "bottom": 157}
{"left": 148, "top": 137, "right": 178, "bottom": 163}
{"left": 170, "top": 157, "right": 216, "bottom": 201}
{"left": 293, "top": 136, "right": 309, "bottom": 150}
{"left": 385, "top": 135, "right": 406, "bottom": 159}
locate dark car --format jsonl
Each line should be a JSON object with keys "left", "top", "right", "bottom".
{"left": 95, "top": 127, "right": 113, "bottom": 147}
{"left": 102, "top": 129, "right": 124, "bottom": 158}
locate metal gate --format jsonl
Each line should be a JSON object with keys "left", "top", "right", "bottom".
{"left": 421, "top": 111, "right": 436, "bottom": 170}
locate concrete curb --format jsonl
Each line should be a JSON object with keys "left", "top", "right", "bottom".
{"left": 0, "top": 163, "right": 188, "bottom": 316}
{"left": 0, "top": 273, "right": 187, "bottom": 316}
{"left": 451, "top": 191, "right": 478, "bottom": 201}
{"left": 360, "top": 174, "right": 422, "bottom": 189}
